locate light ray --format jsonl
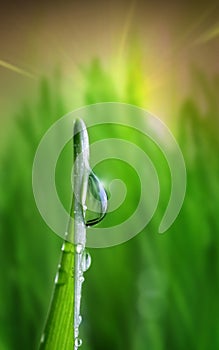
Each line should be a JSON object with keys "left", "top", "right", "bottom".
{"left": 0, "top": 59, "right": 36, "bottom": 79}
{"left": 194, "top": 23, "right": 219, "bottom": 44}
{"left": 143, "top": 5, "right": 218, "bottom": 93}
{"left": 117, "top": 0, "right": 137, "bottom": 61}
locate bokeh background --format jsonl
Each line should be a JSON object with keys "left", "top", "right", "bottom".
{"left": 0, "top": 0, "right": 219, "bottom": 349}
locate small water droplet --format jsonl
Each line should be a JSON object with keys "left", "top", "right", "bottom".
{"left": 84, "top": 171, "right": 108, "bottom": 227}
{"left": 61, "top": 241, "right": 73, "bottom": 252}
{"left": 76, "top": 244, "right": 83, "bottom": 254}
{"left": 74, "top": 327, "right": 79, "bottom": 338}
{"left": 79, "top": 276, "right": 85, "bottom": 283}
{"left": 55, "top": 269, "right": 68, "bottom": 285}
{"left": 75, "top": 338, "right": 82, "bottom": 347}
{"left": 81, "top": 250, "right": 92, "bottom": 272}
{"left": 78, "top": 315, "right": 82, "bottom": 325}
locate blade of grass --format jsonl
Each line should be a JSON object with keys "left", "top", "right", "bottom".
{"left": 39, "top": 118, "right": 89, "bottom": 349}
{"left": 39, "top": 241, "right": 74, "bottom": 350}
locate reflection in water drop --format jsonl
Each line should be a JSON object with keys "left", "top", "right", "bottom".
{"left": 84, "top": 171, "right": 108, "bottom": 227}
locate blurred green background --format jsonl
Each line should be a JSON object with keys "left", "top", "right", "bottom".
{"left": 0, "top": 1, "right": 219, "bottom": 349}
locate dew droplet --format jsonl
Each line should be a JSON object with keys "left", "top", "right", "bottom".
{"left": 84, "top": 171, "right": 108, "bottom": 227}
{"left": 75, "top": 337, "right": 82, "bottom": 347}
{"left": 61, "top": 241, "right": 73, "bottom": 252}
{"left": 81, "top": 250, "right": 92, "bottom": 272}
{"left": 76, "top": 244, "right": 83, "bottom": 254}
{"left": 78, "top": 315, "right": 82, "bottom": 325}
{"left": 55, "top": 269, "right": 68, "bottom": 285}
{"left": 79, "top": 276, "right": 85, "bottom": 283}
{"left": 74, "top": 327, "right": 79, "bottom": 338}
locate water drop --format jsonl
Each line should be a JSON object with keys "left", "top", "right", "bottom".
{"left": 76, "top": 244, "right": 83, "bottom": 254}
{"left": 75, "top": 338, "right": 82, "bottom": 347}
{"left": 78, "top": 315, "right": 82, "bottom": 325}
{"left": 55, "top": 269, "right": 68, "bottom": 285}
{"left": 84, "top": 171, "right": 108, "bottom": 227}
{"left": 79, "top": 276, "right": 85, "bottom": 283}
{"left": 74, "top": 327, "right": 79, "bottom": 338}
{"left": 81, "top": 250, "right": 92, "bottom": 272}
{"left": 61, "top": 241, "right": 73, "bottom": 252}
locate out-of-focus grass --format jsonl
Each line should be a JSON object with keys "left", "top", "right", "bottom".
{"left": 0, "top": 58, "right": 219, "bottom": 350}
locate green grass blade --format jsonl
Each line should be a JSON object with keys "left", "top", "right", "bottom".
{"left": 39, "top": 241, "right": 74, "bottom": 350}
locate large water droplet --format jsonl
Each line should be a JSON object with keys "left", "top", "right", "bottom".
{"left": 84, "top": 171, "right": 108, "bottom": 227}
{"left": 81, "top": 250, "right": 92, "bottom": 272}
